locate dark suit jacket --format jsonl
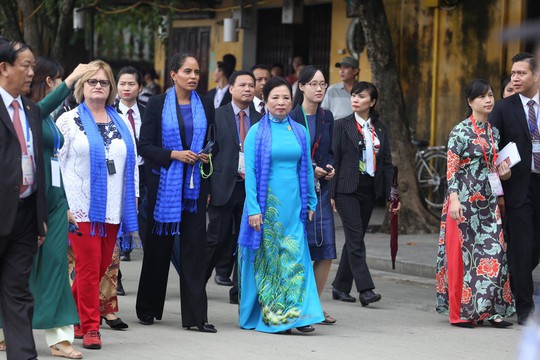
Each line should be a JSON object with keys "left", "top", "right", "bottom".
{"left": 289, "top": 104, "right": 334, "bottom": 169}
{"left": 206, "top": 87, "right": 232, "bottom": 109}
{"left": 330, "top": 113, "right": 393, "bottom": 200}
{"left": 0, "top": 96, "right": 47, "bottom": 237}
{"left": 139, "top": 92, "right": 216, "bottom": 208}
{"left": 114, "top": 99, "right": 146, "bottom": 125}
{"left": 209, "top": 102, "right": 262, "bottom": 207}
{"left": 489, "top": 93, "right": 534, "bottom": 208}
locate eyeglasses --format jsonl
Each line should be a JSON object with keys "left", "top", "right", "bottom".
{"left": 86, "top": 79, "right": 111, "bottom": 87}
{"left": 307, "top": 82, "right": 328, "bottom": 89}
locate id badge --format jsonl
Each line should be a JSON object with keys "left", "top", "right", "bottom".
{"left": 238, "top": 152, "right": 245, "bottom": 176}
{"left": 488, "top": 172, "right": 504, "bottom": 196}
{"left": 21, "top": 155, "right": 34, "bottom": 186}
{"left": 106, "top": 159, "right": 116, "bottom": 175}
{"left": 533, "top": 140, "right": 540, "bottom": 154}
{"left": 51, "top": 157, "right": 61, "bottom": 187}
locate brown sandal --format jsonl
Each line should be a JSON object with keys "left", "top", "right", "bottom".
{"left": 50, "top": 343, "right": 83, "bottom": 359}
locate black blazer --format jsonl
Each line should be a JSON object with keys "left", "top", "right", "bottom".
{"left": 206, "top": 87, "right": 232, "bottom": 109}
{"left": 209, "top": 103, "right": 262, "bottom": 207}
{"left": 330, "top": 113, "right": 393, "bottom": 200}
{"left": 489, "top": 93, "right": 534, "bottom": 208}
{"left": 139, "top": 93, "right": 216, "bottom": 205}
{"left": 289, "top": 104, "right": 334, "bottom": 171}
{"left": 0, "top": 96, "right": 47, "bottom": 237}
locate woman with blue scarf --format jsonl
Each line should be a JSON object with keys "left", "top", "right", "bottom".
{"left": 57, "top": 60, "right": 139, "bottom": 350}
{"left": 238, "top": 77, "right": 324, "bottom": 333}
{"left": 136, "top": 53, "right": 217, "bottom": 333}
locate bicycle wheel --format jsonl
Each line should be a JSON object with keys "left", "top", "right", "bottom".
{"left": 417, "top": 151, "right": 447, "bottom": 212}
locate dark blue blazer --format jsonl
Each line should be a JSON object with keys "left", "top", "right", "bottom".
{"left": 289, "top": 104, "right": 334, "bottom": 171}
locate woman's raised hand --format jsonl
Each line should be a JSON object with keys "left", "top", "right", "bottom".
{"left": 64, "top": 63, "right": 100, "bottom": 88}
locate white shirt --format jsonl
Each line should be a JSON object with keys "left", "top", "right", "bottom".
{"left": 354, "top": 113, "right": 380, "bottom": 177}
{"left": 213, "top": 85, "right": 229, "bottom": 109}
{"left": 118, "top": 101, "right": 144, "bottom": 166}
{"left": 57, "top": 108, "right": 139, "bottom": 224}
{"left": 0, "top": 86, "right": 35, "bottom": 198}
{"left": 321, "top": 82, "right": 352, "bottom": 120}
{"left": 253, "top": 96, "right": 265, "bottom": 114}
{"left": 519, "top": 92, "right": 540, "bottom": 172}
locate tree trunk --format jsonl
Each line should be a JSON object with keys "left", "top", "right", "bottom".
{"left": 357, "top": 1, "right": 439, "bottom": 233}
{"left": 0, "top": 2, "right": 24, "bottom": 42}
{"left": 52, "top": 0, "right": 76, "bottom": 64}
{"left": 17, "top": 0, "right": 42, "bottom": 55}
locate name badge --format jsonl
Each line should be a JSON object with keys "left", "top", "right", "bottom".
{"left": 238, "top": 152, "right": 245, "bottom": 176}
{"left": 533, "top": 140, "right": 540, "bottom": 154}
{"left": 21, "top": 155, "right": 34, "bottom": 186}
{"left": 488, "top": 172, "right": 504, "bottom": 196}
{"left": 51, "top": 157, "right": 61, "bottom": 187}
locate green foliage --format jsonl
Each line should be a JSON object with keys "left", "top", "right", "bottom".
{"left": 254, "top": 189, "right": 306, "bottom": 326}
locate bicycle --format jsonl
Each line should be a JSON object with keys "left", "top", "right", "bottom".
{"left": 412, "top": 138, "right": 447, "bottom": 217}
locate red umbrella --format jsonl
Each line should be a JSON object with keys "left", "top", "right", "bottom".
{"left": 389, "top": 166, "right": 400, "bottom": 269}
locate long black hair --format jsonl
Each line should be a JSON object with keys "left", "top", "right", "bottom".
{"left": 292, "top": 65, "right": 324, "bottom": 108}
{"left": 465, "top": 79, "right": 491, "bottom": 117}
{"left": 30, "top": 56, "right": 65, "bottom": 103}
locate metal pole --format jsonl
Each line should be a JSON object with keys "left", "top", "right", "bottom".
{"left": 429, "top": 7, "right": 440, "bottom": 147}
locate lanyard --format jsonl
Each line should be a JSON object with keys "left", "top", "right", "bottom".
{"left": 471, "top": 116, "right": 498, "bottom": 171}
{"left": 45, "top": 117, "right": 61, "bottom": 156}
{"left": 301, "top": 106, "right": 322, "bottom": 160}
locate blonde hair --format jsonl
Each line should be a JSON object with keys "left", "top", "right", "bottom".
{"left": 73, "top": 59, "right": 117, "bottom": 106}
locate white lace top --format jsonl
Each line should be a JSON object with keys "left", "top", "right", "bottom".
{"left": 57, "top": 108, "right": 139, "bottom": 224}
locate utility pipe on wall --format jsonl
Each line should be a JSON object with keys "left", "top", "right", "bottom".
{"left": 429, "top": 7, "right": 440, "bottom": 147}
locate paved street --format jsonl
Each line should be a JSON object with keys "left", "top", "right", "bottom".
{"left": 1, "top": 207, "right": 529, "bottom": 359}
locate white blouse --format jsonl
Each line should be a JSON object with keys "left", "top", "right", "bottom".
{"left": 57, "top": 108, "right": 139, "bottom": 224}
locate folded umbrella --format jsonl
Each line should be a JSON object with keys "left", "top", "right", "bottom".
{"left": 389, "top": 166, "right": 400, "bottom": 270}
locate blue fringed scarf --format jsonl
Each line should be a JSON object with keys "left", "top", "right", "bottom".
{"left": 78, "top": 102, "right": 138, "bottom": 237}
{"left": 153, "top": 88, "right": 207, "bottom": 235}
{"left": 238, "top": 115, "right": 309, "bottom": 250}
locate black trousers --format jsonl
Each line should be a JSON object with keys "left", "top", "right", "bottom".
{"left": 136, "top": 183, "right": 209, "bottom": 327}
{"left": 0, "top": 195, "right": 38, "bottom": 360}
{"left": 332, "top": 180, "right": 376, "bottom": 293}
{"left": 506, "top": 174, "right": 540, "bottom": 318}
{"left": 205, "top": 181, "right": 245, "bottom": 281}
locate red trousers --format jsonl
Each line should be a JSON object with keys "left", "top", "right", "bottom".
{"left": 70, "top": 222, "right": 119, "bottom": 333}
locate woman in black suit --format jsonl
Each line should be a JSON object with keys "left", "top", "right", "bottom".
{"left": 290, "top": 65, "right": 337, "bottom": 324}
{"left": 136, "top": 53, "right": 217, "bottom": 332}
{"left": 330, "top": 81, "right": 399, "bottom": 306}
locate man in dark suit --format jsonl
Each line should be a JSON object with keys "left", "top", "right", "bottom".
{"left": 206, "top": 61, "right": 232, "bottom": 109}
{"left": 0, "top": 37, "right": 47, "bottom": 359}
{"left": 206, "top": 70, "right": 262, "bottom": 299}
{"left": 490, "top": 52, "right": 540, "bottom": 325}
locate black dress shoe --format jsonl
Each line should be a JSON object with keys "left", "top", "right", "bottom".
{"left": 186, "top": 323, "right": 217, "bottom": 333}
{"left": 138, "top": 316, "right": 154, "bottom": 325}
{"left": 359, "top": 290, "right": 382, "bottom": 306}
{"left": 489, "top": 319, "right": 513, "bottom": 328}
{"left": 215, "top": 275, "right": 233, "bottom": 286}
{"left": 101, "top": 316, "right": 129, "bottom": 329}
{"left": 451, "top": 322, "right": 474, "bottom": 328}
{"left": 116, "top": 278, "right": 125, "bottom": 296}
{"left": 332, "top": 288, "right": 356, "bottom": 303}
{"left": 120, "top": 252, "right": 131, "bottom": 261}
{"left": 229, "top": 296, "right": 239, "bottom": 305}
{"left": 296, "top": 325, "right": 315, "bottom": 333}
{"left": 518, "top": 315, "right": 530, "bottom": 325}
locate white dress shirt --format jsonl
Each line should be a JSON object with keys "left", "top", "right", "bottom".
{"left": 0, "top": 86, "right": 35, "bottom": 197}
{"left": 213, "top": 85, "right": 229, "bottom": 109}
{"left": 253, "top": 96, "right": 265, "bottom": 114}
{"left": 519, "top": 92, "right": 540, "bottom": 172}
{"left": 354, "top": 113, "right": 380, "bottom": 177}
{"left": 118, "top": 101, "right": 143, "bottom": 166}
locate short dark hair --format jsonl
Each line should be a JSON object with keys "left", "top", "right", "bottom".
{"left": 250, "top": 64, "right": 270, "bottom": 73}
{"left": 465, "top": 79, "right": 492, "bottom": 117}
{"left": 169, "top": 52, "right": 198, "bottom": 72}
{"left": 229, "top": 70, "right": 255, "bottom": 86}
{"left": 511, "top": 52, "right": 537, "bottom": 73}
{"left": 292, "top": 65, "right": 324, "bottom": 108}
{"left": 351, "top": 81, "right": 379, "bottom": 117}
{"left": 30, "top": 56, "right": 65, "bottom": 103}
{"left": 217, "top": 61, "right": 233, "bottom": 80}
{"left": 262, "top": 76, "right": 292, "bottom": 102}
{"left": 117, "top": 66, "right": 143, "bottom": 87}
{"left": 0, "top": 36, "right": 30, "bottom": 65}
{"left": 500, "top": 76, "right": 511, "bottom": 98}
